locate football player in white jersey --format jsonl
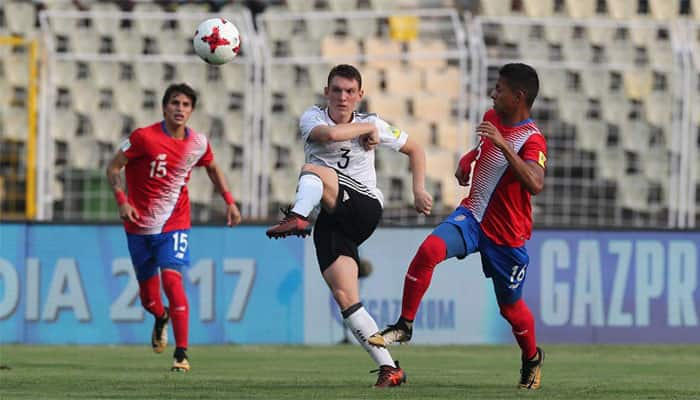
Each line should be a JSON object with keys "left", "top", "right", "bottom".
{"left": 266, "top": 64, "right": 432, "bottom": 387}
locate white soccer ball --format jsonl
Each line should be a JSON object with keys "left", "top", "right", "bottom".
{"left": 193, "top": 18, "right": 241, "bottom": 65}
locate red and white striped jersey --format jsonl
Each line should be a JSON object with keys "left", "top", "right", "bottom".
{"left": 458, "top": 109, "right": 547, "bottom": 247}
{"left": 120, "top": 121, "right": 213, "bottom": 234}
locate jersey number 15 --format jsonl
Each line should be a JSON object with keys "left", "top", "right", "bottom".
{"left": 149, "top": 154, "right": 168, "bottom": 178}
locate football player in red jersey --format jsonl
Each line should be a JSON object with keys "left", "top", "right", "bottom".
{"left": 106, "top": 83, "right": 241, "bottom": 372}
{"left": 370, "top": 63, "right": 547, "bottom": 389}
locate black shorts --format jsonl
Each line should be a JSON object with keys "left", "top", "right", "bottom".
{"left": 313, "top": 171, "right": 382, "bottom": 272}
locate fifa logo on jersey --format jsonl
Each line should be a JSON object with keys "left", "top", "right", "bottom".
{"left": 388, "top": 125, "right": 401, "bottom": 139}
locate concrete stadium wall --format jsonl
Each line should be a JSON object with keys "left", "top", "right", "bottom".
{"left": 1, "top": 224, "right": 698, "bottom": 344}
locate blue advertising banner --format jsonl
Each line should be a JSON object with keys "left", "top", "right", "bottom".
{"left": 0, "top": 224, "right": 304, "bottom": 344}
{"left": 525, "top": 231, "right": 699, "bottom": 343}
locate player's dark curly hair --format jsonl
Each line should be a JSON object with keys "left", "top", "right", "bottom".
{"left": 327, "top": 64, "right": 362, "bottom": 90}
{"left": 162, "top": 83, "right": 198, "bottom": 109}
{"left": 499, "top": 63, "right": 539, "bottom": 108}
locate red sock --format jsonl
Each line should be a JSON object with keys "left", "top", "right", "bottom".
{"left": 499, "top": 299, "right": 537, "bottom": 360}
{"left": 401, "top": 235, "right": 447, "bottom": 320}
{"left": 138, "top": 274, "right": 165, "bottom": 318}
{"left": 162, "top": 270, "right": 189, "bottom": 349}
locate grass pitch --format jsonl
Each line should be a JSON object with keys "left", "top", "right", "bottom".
{"left": 1, "top": 344, "right": 698, "bottom": 399}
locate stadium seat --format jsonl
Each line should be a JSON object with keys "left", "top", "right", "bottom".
{"left": 478, "top": 0, "right": 514, "bottom": 16}
{"left": 327, "top": 0, "right": 360, "bottom": 11}
{"left": 423, "top": 66, "right": 461, "bottom": 97}
{"left": 623, "top": 70, "right": 653, "bottom": 100}
{"left": 89, "top": 2, "right": 121, "bottom": 36}
{"left": 523, "top": 0, "right": 554, "bottom": 17}
{"left": 112, "top": 30, "right": 144, "bottom": 56}
{"left": 268, "top": 64, "right": 297, "bottom": 94}
{"left": 112, "top": 82, "right": 142, "bottom": 114}
{"left": 3, "top": 1, "right": 35, "bottom": 35}
{"left": 649, "top": 0, "right": 679, "bottom": 19}
{"left": 558, "top": 94, "right": 588, "bottom": 125}
{"left": 92, "top": 110, "right": 123, "bottom": 143}
{"left": 71, "top": 81, "right": 99, "bottom": 114}
{"left": 178, "top": 63, "right": 208, "bottom": 93}
{"left": 575, "top": 119, "right": 607, "bottom": 153}
{"left": 413, "top": 93, "right": 451, "bottom": 122}
{"left": 563, "top": 0, "right": 596, "bottom": 18}
{"left": 287, "top": 87, "right": 317, "bottom": 116}
{"left": 620, "top": 120, "right": 649, "bottom": 153}
{"left": 434, "top": 120, "right": 462, "bottom": 151}
{"left": 188, "top": 167, "right": 213, "bottom": 205}
{"left": 70, "top": 137, "right": 100, "bottom": 169}
{"left": 361, "top": 66, "right": 384, "bottom": 95}
{"left": 394, "top": 117, "right": 431, "bottom": 148}
{"left": 304, "top": 17, "right": 337, "bottom": 41}
{"left": 617, "top": 174, "right": 649, "bottom": 212}
{"left": 286, "top": 0, "right": 316, "bottom": 12}
{"left": 221, "top": 63, "right": 248, "bottom": 93}
{"left": 598, "top": 147, "right": 626, "bottom": 181}
{"left": 607, "top": 0, "right": 638, "bottom": 19}
{"left": 384, "top": 65, "right": 422, "bottom": 96}
{"left": 222, "top": 112, "right": 245, "bottom": 145}
{"left": 90, "top": 61, "right": 120, "bottom": 87}
{"left": 364, "top": 37, "right": 403, "bottom": 68}
{"left": 538, "top": 68, "right": 566, "bottom": 98}
{"left": 346, "top": 17, "right": 378, "bottom": 40}
{"left": 643, "top": 91, "right": 672, "bottom": 126}
{"left": 3, "top": 106, "right": 27, "bottom": 140}
{"left": 260, "top": 7, "right": 296, "bottom": 41}
{"left": 3, "top": 53, "right": 29, "bottom": 86}
{"left": 51, "top": 111, "right": 79, "bottom": 141}
{"left": 269, "top": 114, "right": 298, "bottom": 147}
{"left": 425, "top": 146, "right": 454, "bottom": 181}
{"left": 321, "top": 36, "right": 360, "bottom": 63}
{"left": 187, "top": 111, "right": 212, "bottom": 136}
{"left": 641, "top": 147, "right": 669, "bottom": 181}
{"left": 406, "top": 39, "right": 448, "bottom": 69}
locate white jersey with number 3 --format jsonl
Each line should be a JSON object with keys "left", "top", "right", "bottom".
{"left": 299, "top": 106, "right": 408, "bottom": 207}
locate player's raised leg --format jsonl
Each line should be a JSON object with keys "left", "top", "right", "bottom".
{"left": 370, "top": 221, "right": 466, "bottom": 347}
{"left": 266, "top": 164, "right": 339, "bottom": 238}
{"left": 323, "top": 256, "right": 406, "bottom": 387}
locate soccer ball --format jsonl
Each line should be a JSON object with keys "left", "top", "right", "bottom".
{"left": 193, "top": 18, "right": 241, "bottom": 65}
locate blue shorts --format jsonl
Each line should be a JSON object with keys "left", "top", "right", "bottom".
{"left": 126, "top": 229, "right": 191, "bottom": 281}
{"left": 433, "top": 206, "right": 529, "bottom": 304}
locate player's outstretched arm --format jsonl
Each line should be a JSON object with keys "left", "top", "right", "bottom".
{"left": 204, "top": 161, "right": 241, "bottom": 227}
{"left": 309, "top": 122, "right": 377, "bottom": 146}
{"left": 106, "top": 151, "right": 140, "bottom": 223}
{"left": 399, "top": 137, "right": 433, "bottom": 215}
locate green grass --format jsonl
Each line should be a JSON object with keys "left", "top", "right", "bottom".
{"left": 1, "top": 344, "right": 699, "bottom": 399}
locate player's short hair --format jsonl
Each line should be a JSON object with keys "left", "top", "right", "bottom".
{"left": 499, "top": 63, "right": 539, "bottom": 108}
{"left": 162, "top": 83, "right": 198, "bottom": 109}
{"left": 327, "top": 64, "right": 362, "bottom": 90}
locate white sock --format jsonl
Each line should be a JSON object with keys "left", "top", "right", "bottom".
{"left": 344, "top": 306, "right": 396, "bottom": 368}
{"left": 291, "top": 173, "right": 323, "bottom": 217}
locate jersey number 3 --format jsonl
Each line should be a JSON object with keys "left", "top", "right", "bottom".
{"left": 149, "top": 154, "right": 168, "bottom": 178}
{"left": 337, "top": 148, "right": 350, "bottom": 169}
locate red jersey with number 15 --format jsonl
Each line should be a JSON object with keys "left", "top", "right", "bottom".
{"left": 458, "top": 109, "right": 547, "bottom": 247}
{"left": 120, "top": 121, "right": 213, "bottom": 235}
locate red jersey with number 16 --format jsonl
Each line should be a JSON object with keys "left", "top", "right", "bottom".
{"left": 458, "top": 109, "right": 547, "bottom": 247}
{"left": 120, "top": 121, "right": 213, "bottom": 235}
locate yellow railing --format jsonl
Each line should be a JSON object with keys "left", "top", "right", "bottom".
{"left": 0, "top": 36, "right": 38, "bottom": 220}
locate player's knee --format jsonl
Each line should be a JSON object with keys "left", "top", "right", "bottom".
{"left": 413, "top": 235, "right": 447, "bottom": 268}
{"left": 331, "top": 288, "right": 356, "bottom": 310}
